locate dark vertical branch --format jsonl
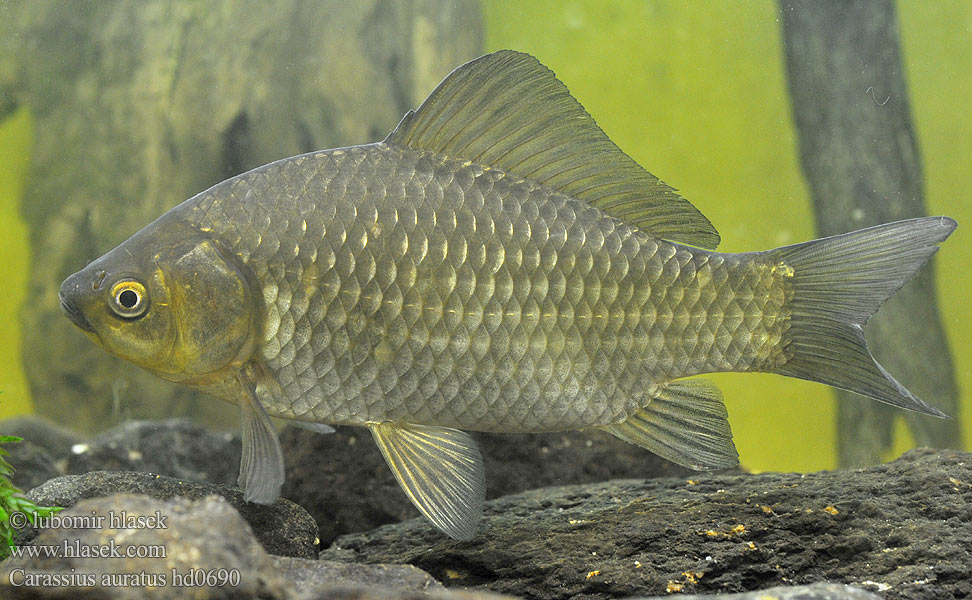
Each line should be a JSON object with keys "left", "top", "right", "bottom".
{"left": 779, "top": 0, "right": 959, "bottom": 466}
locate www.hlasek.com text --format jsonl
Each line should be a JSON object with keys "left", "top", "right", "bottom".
{"left": 8, "top": 539, "right": 165, "bottom": 560}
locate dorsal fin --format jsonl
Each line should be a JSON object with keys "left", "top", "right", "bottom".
{"left": 385, "top": 50, "right": 720, "bottom": 249}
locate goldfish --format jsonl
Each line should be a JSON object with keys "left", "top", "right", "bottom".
{"left": 59, "top": 51, "right": 955, "bottom": 540}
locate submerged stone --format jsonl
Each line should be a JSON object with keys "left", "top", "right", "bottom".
{"left": 282, "top": 425, "right": 697, "bottom": 546}
{"left": 320, "top": 449, "right": 972, "bottom": 600}
{"left": 64, "top": 418, "right": 242, "bottom": 486}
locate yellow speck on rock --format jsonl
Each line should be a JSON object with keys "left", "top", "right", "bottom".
{"left": 666, "top": 570, "right": 704, "bottom": 592}
{"left": 682, "top": 571, "right": 703, "bottom": 584}
{"left": 705, "top": 524, "right": 746, "bottom": 538}
{"left": 445, "top": 569, "right": 465, "bottom": 580}
{"left": 948, "top": 477, "right": 970, "bottom": 489}
{"left": 760, "top": 505, "right": 774, "bottom": 514}
{"left": 823, "top": 505, "right": 839, "bottom": 515}
{"left": 585, "top": 570, "right": 600, "bottom": 580}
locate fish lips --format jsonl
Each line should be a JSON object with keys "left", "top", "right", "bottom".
{"left": 59, "top": 272, "right": 96, "bottom": 333}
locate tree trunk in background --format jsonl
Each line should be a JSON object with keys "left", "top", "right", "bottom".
{"left": 779, "top": 0, "right": 959, "bottom": 466}
{"left": 0, "top": 0, "right": 482, "bottom": 434}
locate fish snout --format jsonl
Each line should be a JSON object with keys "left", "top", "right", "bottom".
{"left": 59, "top": 271, "right": 96, "bottom": 333}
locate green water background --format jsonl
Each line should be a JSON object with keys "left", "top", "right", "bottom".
{"left": 1, "top": 0, "right": 969, "bottom": 472}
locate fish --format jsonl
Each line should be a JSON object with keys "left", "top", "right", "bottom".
{"left": 58, "top": 50, "right": 956, "bottom": 540}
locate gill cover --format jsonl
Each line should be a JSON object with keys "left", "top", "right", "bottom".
{"left": 61, "top": 225, "right": 259, "bottom": 385}
{"left": 160, "top": 238, "right": 259, "bottom": 383}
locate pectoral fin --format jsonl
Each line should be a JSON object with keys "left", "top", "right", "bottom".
{"left": 369, "top": 422, "right": 485, "bottom": 541}
{"left": 237, "top": 374, "right": 286, "bottom": 504}
{"left": 601, "top": 379, "right": 739, "bottom": 470}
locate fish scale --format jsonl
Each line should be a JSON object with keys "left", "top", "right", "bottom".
{"left": 59, "top": 50, "right": 954, "bottom": 540}
{"left": 185, "top": 142, "right": 787, "bottom": 431}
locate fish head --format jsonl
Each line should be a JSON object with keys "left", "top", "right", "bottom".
{"left": 59, "top": 215, "right": 260, "bottom": 385}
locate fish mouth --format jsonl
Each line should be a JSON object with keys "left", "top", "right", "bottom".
{"left": 59, "top": 280, "right": 95, "bottom": 333}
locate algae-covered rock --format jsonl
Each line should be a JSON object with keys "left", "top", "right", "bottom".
{"left": 0, "top": 494, "right": 453, "bottom": 600}
{"left": 2, "top": 494, "right": 288, "bottom": 599}
{"left": 25, "top": 471, "right": 318, "bottom": 558}
{"left": 320, "top": 449, "right": 972, "bottom": 600}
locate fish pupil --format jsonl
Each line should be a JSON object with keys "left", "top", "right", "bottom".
{"left": 118, "top": 289, "right": 139, "bottom": 309}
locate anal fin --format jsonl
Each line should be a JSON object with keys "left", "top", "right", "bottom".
{"left": 601, "top": 380, "right": 739, "bottom": 470}
{"left": 369, "top": 422, "right": 485, "bottom": 541}
{"left": 237, "top": 373, "right": 286, "bottom": 504}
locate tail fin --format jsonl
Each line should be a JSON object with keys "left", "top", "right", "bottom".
{"left": 771, "top": 216, "right": 956, "bottom": 417}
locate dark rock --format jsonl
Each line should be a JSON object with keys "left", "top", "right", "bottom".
{"left": 3, "top": 438, "right": 62, "bottom": 491}
{"left": 282, "top": 427, "right": 412, "bottom": 549}
{"left": 320, "top": 449, "right": 972, "bottom": 600}
{"left": 0, "top": 494, "right": 289, "bottom": 599}
{"left": 631, "top": 583, "right": 882, "bottom": 599}
{"left": 0, "top": 415, "right": 82, "bottom": 461}
{"left": 478, "top": 429, "right": 696, "bottom": 498}
{"left": 282, "top": 426, "right": 696, "bottom": 546}
{"left": 65, "top": 418, "right": 241, "bottom": 486}
{"left": 25, "top": 470, "right": 318, "bottom": 558}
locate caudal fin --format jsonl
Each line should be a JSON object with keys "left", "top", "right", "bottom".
{"left": 771, "top": 216, "right": 956, "bottom": 417}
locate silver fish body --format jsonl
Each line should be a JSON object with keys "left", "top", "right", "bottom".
{"left": 59, "top": 51, "right": 955, "bottom": 540}
{"left": 180, "top": 142, "right": 784, "bottom": 432}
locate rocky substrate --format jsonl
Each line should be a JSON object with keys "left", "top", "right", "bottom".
{"left": 0, "top": 417, "right": 968, "bottom": 599}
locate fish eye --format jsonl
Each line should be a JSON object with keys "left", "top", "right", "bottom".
{"left": 108, "top": 279, "right": 149, "bottom": 319}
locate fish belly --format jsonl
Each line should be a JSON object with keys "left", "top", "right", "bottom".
{"left": 188, "top": 143, "right": 789, "bottom": 432}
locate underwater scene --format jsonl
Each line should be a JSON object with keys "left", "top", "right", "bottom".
{"left": 0, "top": 1, "right": 970, "bottom": 598}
